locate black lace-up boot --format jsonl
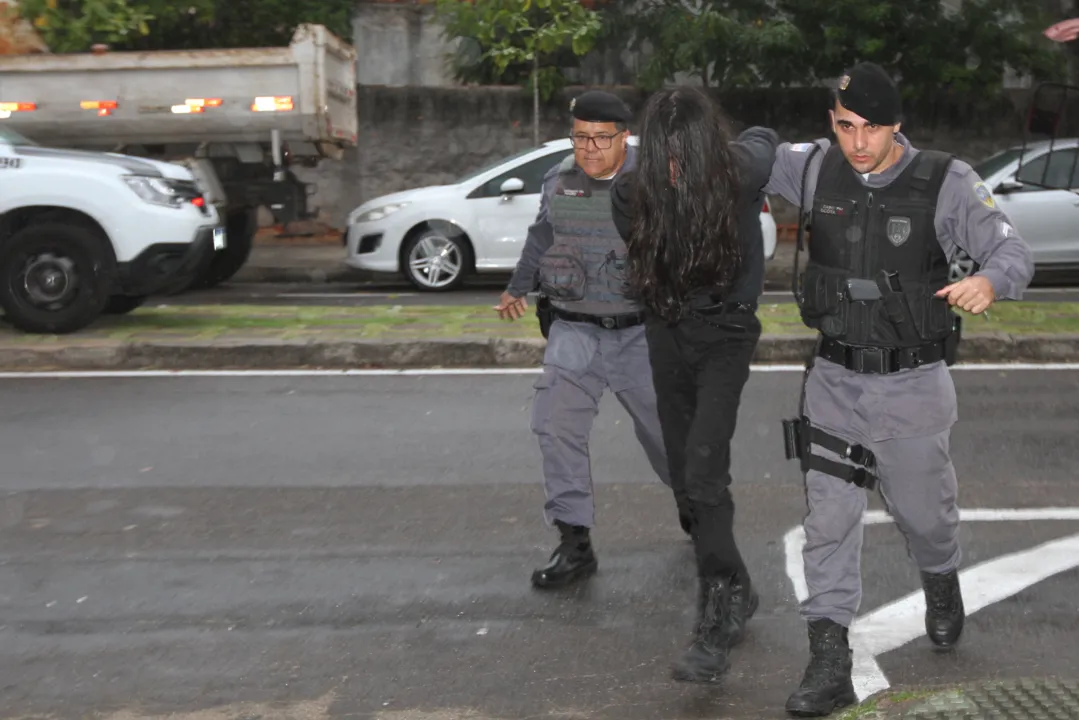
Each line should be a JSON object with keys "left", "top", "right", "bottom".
{"left": 671, "top": 576, "right": 733, "bottom": 682}
{"left": 530, "top": 521, "right": 597, "bottom": 589}
{"left": 921, "top": 569, "right": 965, "bottom": 649}
{"left": 785, "top": 619, "right": 856, "bottom": 717}
{"left": 725, "top": 570, "right": 759, "bottom": 647}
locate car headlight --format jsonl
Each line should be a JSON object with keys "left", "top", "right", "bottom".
{"left": 122, "top": 175, "right": 194, "bottom": 208}
{"left": 352, "top": 202, "right": 410, "bottom": 224}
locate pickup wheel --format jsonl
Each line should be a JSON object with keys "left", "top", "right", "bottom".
{"left": 193, "top": 208, "right": 256, "bottom": 288}
{"left": 0, "top": 223, "right": 111, "bottom": 334}
{"left": 104, "top": 295, "right": 148, "bottom": 315}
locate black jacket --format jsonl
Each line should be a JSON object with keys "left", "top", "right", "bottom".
{"left": 610, "top": 126, "right": 779, "bottom": 306}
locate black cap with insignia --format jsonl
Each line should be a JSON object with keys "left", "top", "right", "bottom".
{"left": 569, "top": 90, "right": 633, "bottom": 124}
{"left": 836, "top": 62, "right": 902, "bottom": 126}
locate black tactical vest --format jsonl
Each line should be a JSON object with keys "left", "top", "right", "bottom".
{"left": 801, "top": 145, "right": 956, "bottom": 348}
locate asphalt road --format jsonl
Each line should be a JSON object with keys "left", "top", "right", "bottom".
{"left": 167, "top": 282, "right": 1079, "bottom": 308}
{"left": 1, "top": 368, "right": 1078, "bottom": 719}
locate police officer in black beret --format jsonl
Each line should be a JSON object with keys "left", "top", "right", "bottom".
{"left": 495, "top": 90, "right": 681, "bottom": 590}
{"left": 764, "top": 62, "right": 1034, "bottom": 716}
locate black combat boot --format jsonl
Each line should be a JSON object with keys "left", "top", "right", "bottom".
{"left": 921, "top": 569, "right": 965, "bottom": 649}
{"left": 785, "top": 619, "right": 856, "bottom": 717}
{"left": 671, "top": 576, "right": 733, "bottom": 682}
{"left": 530, "top": 521, "right": 597, "bottom": 590}
{"left": 725, "top": 570, "right": 760, "bottom": 648}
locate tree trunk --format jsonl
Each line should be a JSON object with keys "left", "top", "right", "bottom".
{"left": 533, "top": 54, "right": 540, "bottom": 146}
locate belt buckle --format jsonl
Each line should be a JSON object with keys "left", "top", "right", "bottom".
{"left": 600, "top": 316, "right": 616, "bottom": 329}
{"left": 850, "top": 346, "right": 891, "bottom": 374}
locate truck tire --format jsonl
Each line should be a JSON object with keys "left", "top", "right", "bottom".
{"left": 104, "top": 294, "right": 147, "bottom": 315}
{"left": 0, "top": 223, "right": 111, "bottom": 334}
{"left": 194, "top": 207, "right": 256, "bottom": 288}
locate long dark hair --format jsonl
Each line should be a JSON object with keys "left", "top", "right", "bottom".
{"left": 624, "top": 86, "right": 742, "bottom": 322}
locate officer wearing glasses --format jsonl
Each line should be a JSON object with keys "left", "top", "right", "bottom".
{"left": 495, "top": 90, "right": 678, "bottom": 590}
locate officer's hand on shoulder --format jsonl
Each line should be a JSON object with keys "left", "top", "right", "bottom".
{"left": 494, "top": 291, "right": 528, "bottom": 321}
{"left": 935, "top": 276, "right": 995, "bottom": 315}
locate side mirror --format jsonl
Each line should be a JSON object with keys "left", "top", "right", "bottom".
{"left": 500, "top": 177, "right": 525, "bottom": 195}
{"left": 995, "top": 179, "right": 1025, "bottom": 194}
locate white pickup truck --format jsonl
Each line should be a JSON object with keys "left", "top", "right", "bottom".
{"left": 0, "top": 23, "right": 358, "bottom": 288}
{"left": 0, "top": 125, "right": 223, "bottom": 334}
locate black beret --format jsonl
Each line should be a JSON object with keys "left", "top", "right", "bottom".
{"left": 570, "top": 90, "right": 632, "bottom": 124}
{"left": 836, "top": 62, "right": 902, "bottom": 126}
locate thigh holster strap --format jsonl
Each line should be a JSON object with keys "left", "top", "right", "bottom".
{"left": 783, "top": 416, "right": 878, "bottom": 490}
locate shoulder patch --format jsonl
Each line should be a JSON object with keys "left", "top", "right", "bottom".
{"left": 791, "top": 142, "right": 815, "bottom": 152}
{"left": 973, "top": 181, "right": 996, "bottom": 209}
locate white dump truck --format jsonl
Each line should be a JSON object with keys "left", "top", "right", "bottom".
{"left": 0, "top": 23, "right": 358, "bottom": 288}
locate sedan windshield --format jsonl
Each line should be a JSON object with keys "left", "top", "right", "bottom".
{"left": 0, "top": 127, "right": 37, "bottom": 146}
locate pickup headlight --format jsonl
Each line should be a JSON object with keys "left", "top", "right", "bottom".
{"left": 122, "top": 175, "right": 197, "bottom": 209}
{"left": 351, "top": 202, "right": 410, "bottom": 224}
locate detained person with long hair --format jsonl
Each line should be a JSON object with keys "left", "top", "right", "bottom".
{"left": 610, "top": 87, "right": 778, "bottom": 682}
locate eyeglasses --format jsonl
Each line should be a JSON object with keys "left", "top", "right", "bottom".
{"left": 569, "top": 130, "right": 624, "bottom": 150}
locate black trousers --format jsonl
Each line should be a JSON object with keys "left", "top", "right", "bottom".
{"left": 644, "top": 308, "right": 761, "bottom": 580}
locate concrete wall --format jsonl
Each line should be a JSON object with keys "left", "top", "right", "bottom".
{"left": 352, "top": 0, "right": 458, "bottom": 88}
{"left": 301, "top": 83, "right": 1063, "bottom": 229}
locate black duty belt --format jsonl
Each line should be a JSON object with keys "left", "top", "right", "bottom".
{"left": 551, "top": 308, "right": 646, "bottom": 330}
{"left": 818, "top": 336, "right": 947, "bottom": 374}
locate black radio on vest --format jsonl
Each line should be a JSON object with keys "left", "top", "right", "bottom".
{"left": 799, "top": 144, "right": 960, "bottom": 363}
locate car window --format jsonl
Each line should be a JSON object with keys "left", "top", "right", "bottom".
{"left": 471, "top": 149, "right": 573, "bottom": 198}
{"left": 973, "top": 148, "right": 1022, "bottom": 180}
{"left": 454, "top": 146, "right": 539, "bottom": 185}
{"left": 1015, "top": 149, "right": 1079, "bottom": 190}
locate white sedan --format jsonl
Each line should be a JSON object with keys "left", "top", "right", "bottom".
{"left": 970, "top": 137, "right": 1079, "bottom": 270}
{"left": 344, "top": 137, "right": 778, "bottom": 291}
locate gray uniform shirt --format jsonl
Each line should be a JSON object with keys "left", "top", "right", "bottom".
{"left": 763, "top": 133, "right": 1035, "bottom": 442}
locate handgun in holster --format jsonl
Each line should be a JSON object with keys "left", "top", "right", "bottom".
{"left": 536, "top": 293, "right": 554, "bottom": 339}
{"left": 944, "top": 312, "right": 962, "bottom": 366}
{"left": 782, "top": 416, "right": 809, "bottom": 474}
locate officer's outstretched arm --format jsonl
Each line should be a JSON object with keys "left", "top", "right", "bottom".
{"left": 733, "top": 127, "right": 780, "bottom": 196}
{"left": 762, "top": 139, "right": 829, "bottom": 209}
{"left": 505, "top": 164, "right": 560, "bottom": 299}
{"left": 934, "top": 162, "right": 1035, "bottom": 307}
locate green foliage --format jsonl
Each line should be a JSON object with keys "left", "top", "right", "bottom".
{"left": 433, "top": 0, "right": 603, "bottom": 101}
{"left": 774, "top": 0, "right": 1066, "bottom": 99}
{"left": 627, "top": 0, "right": 805, "bottom": 90}
{"left": 18, "top": 0, "right": 155, "bottom": 53}
{"left": 15, "top": 0, "right": 356, "bottom": 52}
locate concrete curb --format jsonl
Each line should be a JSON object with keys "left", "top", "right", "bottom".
{"left": 1, "top": 334, "right": 1078, "bottom": 371}
{"left": 231, "top": 264, "right": 796, "bottom": 289}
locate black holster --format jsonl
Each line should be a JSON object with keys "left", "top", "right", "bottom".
{"left": 944, "top": 312, "right": 962, "bottom": 366}
{"left": 781, "top": 414, "right": 878, "bottom": 491}
{"left": 536, "top": 293, "right": 554, "bottom": 339}
{"left": 783, "top": 416, "right": 807, "bottom": 471}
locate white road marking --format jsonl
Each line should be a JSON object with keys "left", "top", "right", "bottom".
{"left": 783, "top": 508, "right": 1079, "bottom": 702}
{"left": 276, "top": 292, "right": 418, "bottom": 298}
{"left": 2, "top": 362, "right": 1079, "bottom": 379}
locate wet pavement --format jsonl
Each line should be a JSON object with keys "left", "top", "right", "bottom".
{"left": 0, "top": 367, "right": 1078, "bottom": 719}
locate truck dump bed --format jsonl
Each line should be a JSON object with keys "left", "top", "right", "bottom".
{"left": 0, "top": 24, "right": 357, "bottom": 155}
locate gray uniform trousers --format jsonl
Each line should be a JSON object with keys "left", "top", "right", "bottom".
{"left": 531, "top": 318, "right": 672, "bottom": 528}
{"left": 801, "top": 355, "right": 962, "bottom": 627}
